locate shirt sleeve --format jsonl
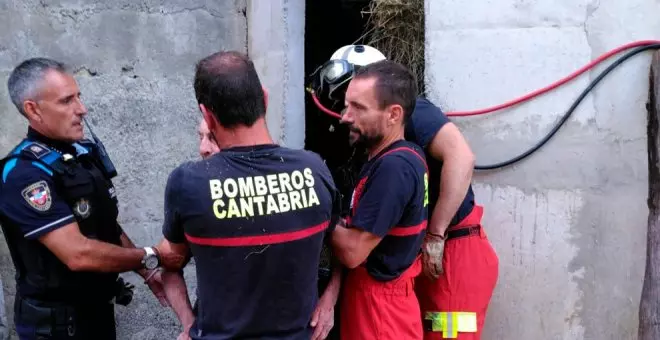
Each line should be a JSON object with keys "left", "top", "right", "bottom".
{"left": 409, "top": 98, "right": 451, "bottom": 148}
{"left": 0, "top": 161, "right": 75, "bottom": 240}
{"left": 162, "top": 165, "right": 185, "bottom": 243}
{"left": 350, "top": 156, "right": 417, "bottom": 238}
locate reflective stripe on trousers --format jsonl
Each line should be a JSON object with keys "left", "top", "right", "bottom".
{"left": 423, "top": 312, "right": 478, "bottom": 338}
{"left": 416, "top": 205, "right": 499, "bottom": 340}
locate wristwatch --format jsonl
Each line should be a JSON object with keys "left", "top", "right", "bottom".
{"left": 142, "top": 247, "right": 160, "bottom": 270}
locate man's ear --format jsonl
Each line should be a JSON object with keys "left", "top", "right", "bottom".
{"left": 262, "top": 86, "right": 269, "bottom": 112}
{"left": 388, "top": 104, "right": 404, "bottom": 126}
{"left": 23, "top": 100, "right": 41, "bottom": 122}
{"left": 200, "top": 104, "right": 217, "bottom": 131}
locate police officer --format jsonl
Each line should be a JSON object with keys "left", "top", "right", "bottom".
{"left": 0, "top": 58, "right": 184, "bottom": 339}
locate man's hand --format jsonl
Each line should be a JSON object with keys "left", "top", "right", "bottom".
{"left": 143, "top": 268, "right": 169, "bottom": 307}
{"left": 422, "top": 234, "right": 446, "bottom": 279}
{"left": 177, "top": 331, "right": 191, "bottom": 340}
{"left": 310, "top": 291, "right": 335, "bottom": 340}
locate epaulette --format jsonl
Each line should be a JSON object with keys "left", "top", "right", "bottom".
{"left": 1, "top": 139, "right": 65, "bottom": 183}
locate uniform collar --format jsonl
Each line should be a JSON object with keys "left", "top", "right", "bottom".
{"left": 223, "top": 144, "right": 280, "bottom": 153}
{"left": 26, "top": 127, "right": 77, "bottom": 155}
{"left": 371, "top": 139, "right": 408, "bottom": 160}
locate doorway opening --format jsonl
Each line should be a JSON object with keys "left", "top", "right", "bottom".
{"left": 303, "top": 0, "right": 372, "bottom": 212}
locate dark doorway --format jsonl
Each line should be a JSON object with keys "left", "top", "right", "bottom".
{"left": 304, "top": 0, "right": 372, "bottom": 212}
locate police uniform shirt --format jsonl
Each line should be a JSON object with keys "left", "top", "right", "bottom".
{"left": 1, "top": 127, "right": 122, "bottom": 304}
{"left": 405, "top": 97, "right": 475, "bottom": 226}
{"left": 347, "top": 140, "right": 428, "bottom": 281}
{"left": 1, "top": 128, "right": 81, "bottom": 241}
{"left": 162, "top": 144, "right": 338, "bottom": 340}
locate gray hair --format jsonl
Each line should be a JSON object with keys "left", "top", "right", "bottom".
{"left": 7, "top": 57, "right": 68, "bottom": 116}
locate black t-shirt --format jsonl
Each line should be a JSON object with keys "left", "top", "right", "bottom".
{"left": 162, "top": 144, "right": 338, "bottom": 340}
{"left": 347, "top": 140, "right": 428, "bottom": 281}
{"left": 405, "top": 97, "right": 475, "bottom": 225}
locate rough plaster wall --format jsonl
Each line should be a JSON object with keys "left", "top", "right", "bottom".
{"left": 426, "top": 0, "right": 660, "bottom": 339}
{"left": 247, "top": 0, "right": 305, "bottom": 148}
{"left": 0, "top": 1, "right": 247, "bottom": 339}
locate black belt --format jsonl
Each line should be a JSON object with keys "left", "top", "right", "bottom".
{"left": 446, "top": 225, "right": 480, "bottom": 240}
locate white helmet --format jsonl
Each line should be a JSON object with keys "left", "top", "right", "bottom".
{"left": 330, "top": 45, "right": 386, "bottom": 66}
{"left": 311, "top": 45, "right": 387, "bottom": 103}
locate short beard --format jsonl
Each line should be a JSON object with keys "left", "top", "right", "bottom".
{"left": 350, "top": 131, "right": 383, "bottom": 151}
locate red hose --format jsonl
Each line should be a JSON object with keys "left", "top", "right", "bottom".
{"left": 446, "top": 39, "right": 660, "bottom": 117}
{"left": 309, "top": 40, "right": 660, "bottom": 119}
{"left": 310, "top": 90, "right": 342, "bottom": 119}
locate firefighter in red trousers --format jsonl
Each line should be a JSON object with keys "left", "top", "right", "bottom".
{"left": 310, "top": 44, "right": 500, "bottom": 339}
{"left": 331, "top": 59, "right": 428, "bottom": 339}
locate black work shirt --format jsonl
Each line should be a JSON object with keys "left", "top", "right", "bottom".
{"left": 163, "top": 144, "right": 338, "bottom": 340}
{"left": 347, "top": 140, "right": 428, "bottom": 281}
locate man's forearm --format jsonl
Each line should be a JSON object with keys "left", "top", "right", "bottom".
{"left": 429, "top": 159, "right": 473, "bottom": 235}
{"left": 75, "top": 237, "right": 146, "bottom": 273}
{"left": 331, "top": 225, "right": 358, "bottom": 267}
{"left": 331, "top": 224, "right": 381, "bottom": 269}
{"left": 320, "top": 265, "right": 342, "bottom": 306}
{"left": 162, "top": 271, "right": 195, "bottom": 331}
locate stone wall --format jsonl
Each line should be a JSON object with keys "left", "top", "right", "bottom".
{"left": 0, "top": 1, "right": 247, "bottom": 339}
{"left": 425, "top": 0, "right": 660, "bottom": 339}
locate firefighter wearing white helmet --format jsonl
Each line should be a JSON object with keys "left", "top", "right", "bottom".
{"left": 311, "top": 44, "right": 500, "bottom": 340}
{"left": 308, "top": 45, "right": 386, "bottom": 109}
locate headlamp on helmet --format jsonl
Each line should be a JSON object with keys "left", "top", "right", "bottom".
{"left": 310, "top": 45, "right": 387, "bottom": 103}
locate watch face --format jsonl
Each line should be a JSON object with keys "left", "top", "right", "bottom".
{"left": 145, "top": 256, "right": 159, "bottom": 269}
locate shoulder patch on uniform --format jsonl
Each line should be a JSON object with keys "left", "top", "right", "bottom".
{"left": 21, "top": 180, "right": 52, "bottom": 211}
{"left": 23, "top": 142, "right": 52, "bottom": 159}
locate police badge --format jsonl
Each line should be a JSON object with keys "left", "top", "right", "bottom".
{"left": 21, "top": 180, "right": 52, "bottom": 211}
{"left": 73, "top": 198, "right": 91, "bottom": 218}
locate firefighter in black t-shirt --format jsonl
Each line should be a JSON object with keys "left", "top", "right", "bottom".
{"left": 311, "top": 45, "right": 499, "bottom": 340}
{"left": 330, "top": 59, "right": 429, "bottom": 339}
{"left": 154, "top": 51, "right": 340, "bottom": 340}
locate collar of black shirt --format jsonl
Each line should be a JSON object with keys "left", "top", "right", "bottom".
{"left": 26, "top": 126, "right": 78, "bottom": 155}
{"left": 223, "top": 143, "right": 279, "bottom": 153}
{"left": 372, "top": 139, "right": 410, "bottom": 159}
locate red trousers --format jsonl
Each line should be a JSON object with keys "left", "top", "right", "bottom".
{"left": 416, "top": 205, "right": 499, "bottom": 340}
{"left": 340, "top": 257, "right": 424, "bottom": 340}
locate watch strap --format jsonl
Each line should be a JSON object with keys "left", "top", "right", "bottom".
{"left": 144, "top": 246, "right": 156, "bottom": 257}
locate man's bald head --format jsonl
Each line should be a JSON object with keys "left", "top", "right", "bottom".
{"left": 194, "top": 51, "right": 266, "bottom": 129}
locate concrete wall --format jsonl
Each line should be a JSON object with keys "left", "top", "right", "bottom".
{"left": 0, "top": 1, "right": 247, "bottom": 339}
{"left": 425, "top": 0, "right": 660, "bottom": 339}
{"left": 247, "top": 0, "right": 306, "bottom": 148}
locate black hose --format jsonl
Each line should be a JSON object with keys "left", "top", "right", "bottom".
{"left": 475, "top": 44, "right": 660, "bottom": 170}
